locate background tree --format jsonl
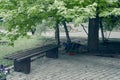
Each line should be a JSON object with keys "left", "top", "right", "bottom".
{"left": 0, "top": 0, "right": 71, "bottom": 44}
{"left": 62, "top": 0, "right": 120, "bottom": 52}
{"left": 0, "top": 0, "right": 120, "bottom": 49}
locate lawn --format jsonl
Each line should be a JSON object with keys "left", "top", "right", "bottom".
{"left": 0, "top": 36, "right": 55, "bottom": 66}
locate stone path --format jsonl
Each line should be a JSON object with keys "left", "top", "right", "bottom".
{"left": 7, "top": 54, "right": 120, "bottom": 80}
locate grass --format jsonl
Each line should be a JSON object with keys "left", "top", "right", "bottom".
{"left": 0, "top": 35, "right": 55, "bottom": 66}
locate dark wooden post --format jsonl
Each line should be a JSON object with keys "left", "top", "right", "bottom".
{"left": 46, "top": 47, "right": 58, "bottom": 58}
{"left": 14, "top": 58, "right": 31, "bottom": 74}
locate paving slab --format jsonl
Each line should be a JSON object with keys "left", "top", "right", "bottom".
{"left": 7, "top": 54, "right": 120, "bottom": 80}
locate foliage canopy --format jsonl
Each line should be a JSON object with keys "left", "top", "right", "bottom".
{"left": 0, "top": 0, "right": 120, "bottom": 41}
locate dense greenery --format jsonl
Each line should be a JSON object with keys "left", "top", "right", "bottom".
{"left": 0, "top": 0, "right": 120, "bottom": 41}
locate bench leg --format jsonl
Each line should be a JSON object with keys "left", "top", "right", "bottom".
{"left": 46, "top": 48, "right": 58, "bottom": 58}
{"left": 14, "top": 58, "right": 31, "bottom": 74}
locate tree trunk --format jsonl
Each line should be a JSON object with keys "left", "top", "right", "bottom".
{"left": 31, "top": 28, "right": 36, "bottom": 35}
{"left": 88, "top": 18, "right": 99, "bottom": 52}
{"left": 118, "top": 0, "right": 120, "bottom": 7}
{"left": 99, "top": 18, "right": 105, "bottom": 42}
{"left": 62, "top": 21, "right": 71, "bottom": 43}
{"left": 55, "top": 22, "right": 60, "bottom": 45}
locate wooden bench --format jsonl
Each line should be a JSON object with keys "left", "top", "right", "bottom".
{"left": 4, "top": 44, "right": 59, "bottom": 74}
{"left": 0, "top": 41, "right": 8, "bottom": 45}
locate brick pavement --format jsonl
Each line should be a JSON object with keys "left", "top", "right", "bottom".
{"left": 7, "top": 54, "right": 120, "bottom": 80}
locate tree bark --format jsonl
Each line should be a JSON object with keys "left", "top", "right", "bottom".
{"left": 99, "top": 18, "right": 105, "bottom": 42}
{"left": 88, "top": 18, "right": 99, "bottom": 52}
{"left": 118, "top": 0, "right": 120, "bottom": 7}
{"left": 31, "top": 28, "right": 36, "bottom": 35}
{"left": 62, "top": 21, "right": 71, "bottom": 43}
{"left": 55, "top": 21, "right": 60, "bottom": 45}
{"left": 88, "top": 4, "right": 100, "bottom": 53}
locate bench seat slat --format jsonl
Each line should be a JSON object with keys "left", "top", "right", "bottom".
{"left": 17, "top": 46, "right": 58, "bottom": 61}
{"left": 4, "top": 44, "right": 58, "bottom": 61}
